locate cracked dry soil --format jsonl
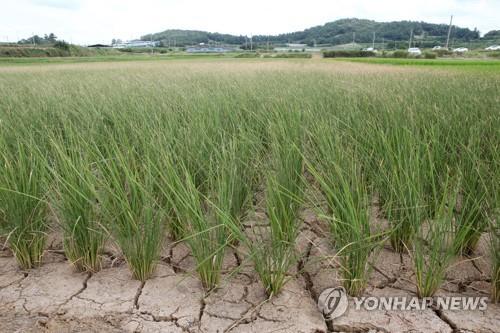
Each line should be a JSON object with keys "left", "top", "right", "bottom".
{"left": 1, "top": 208, "right": 499, "bottom": 333}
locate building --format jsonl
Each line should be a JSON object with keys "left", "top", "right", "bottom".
{"left": 186, "top": 46, "right": 236, "bottom": 53}
{"left": 112, "top": 40, "right": 159, "bottom": 48}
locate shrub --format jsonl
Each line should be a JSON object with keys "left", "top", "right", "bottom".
{"left": 393, "top": 50, "right": 409, "bottom": 58}
{"left": 424, "top": 52, "right": 437, "bottom": 59}
{"left": 235, "top": 52, "right": 259, "bottom": 58}
{"left": 323, "top": 50, "right": 375, "bottom": 58}
{"left": 263, "top": 53, "right": 312, "bottom": 59}
{"left": 434, "top": 49, "right": 453, "bottom": 57}
{"left": 54, "top": 40, "right": 70, "bottom": 51}
{"left": 487, "top": 51, "right": 500, "bottom": 58}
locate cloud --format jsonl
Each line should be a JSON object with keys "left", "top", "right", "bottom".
{"left": 31, "top": 0, "right": 81, "bottom": 10}
{"left": 1, "top": 0, "right": 498, "bottom": 44}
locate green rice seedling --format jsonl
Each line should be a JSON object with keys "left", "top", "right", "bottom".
{"left": 412, "top": 173, "right": 462, "bottom": 298}
{"left": 489, "top": 140, "right": 500, "bottom": 303}
{"left": 307, "top": 122, "right": 378, "bottom": 297}
{"left": 491, "top": 218, "right": 500, "bottom": 303}
{"left": 371, "top": 118, "right": 427, "bottom": 253}
{"left": 0, "top": 137, "right": 48, "bottom": 269}
{"left": 48, "top": 133, "right": 106, "bottom": 272}
{"left": 453, "top": 137, "right": 489, "bottom": 255}
{"left": 209, "top": 132, "right": 259, "bottom": 242}
{"left": 97, "top": 145, "right": 164, "bottom": 282}
{"left": 251, "top": 110, "right": 304, "bottom": 297}
{"left": 157, "top": 156, "right": 229, "bottom": 290}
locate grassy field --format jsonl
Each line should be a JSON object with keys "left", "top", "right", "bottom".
{"left": 0, "top": 53, "right": 237, "bottom": 65}
{"left": 332, "top": 57, "right": 500, "bottom": 70}
{"left": 0, "top": 58, "right": 498, "bottom": 300}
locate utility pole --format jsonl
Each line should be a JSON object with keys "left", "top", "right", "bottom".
{"left": 445, "top": 15, "right": 453, "bottom": 49}
{"left": 151, "top": 34, "right": 154, "bottom": 55}
{"left": 372, "top": 32, "right": 375, "bottom": 49}
{"left": 408, "top": 29, "right": 413, "bottom": 49}
{"left": 382, "top": 37, "right": 385, "bottom": 50}
{"left": 352, "top": 32, "right": 355, "bottom": 43}
{"left": 250, "top": 34, "right": 253, "bottom": 51}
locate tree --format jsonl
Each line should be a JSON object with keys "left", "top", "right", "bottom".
{"left": 48, "top": 33, "right": 57, "bottom": 43}
{"left": 484, "top": 30, "right": 500, "bottom": 39}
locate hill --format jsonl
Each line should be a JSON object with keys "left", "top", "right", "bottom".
{"left": 143, "top": 18, "right": 483, "bottom": 47}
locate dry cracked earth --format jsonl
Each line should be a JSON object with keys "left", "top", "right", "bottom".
{"left": 1, "top": 205, "right": 499, "bottom": 333}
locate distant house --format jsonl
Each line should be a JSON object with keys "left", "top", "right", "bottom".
{"left": 287, "top": 43, "right": 307, "bottom": 49}
{"left": 112, "top": 40, "right": 159, "bottom": 48}
{"left": 186, "top": 46, "right": 236, "bottom": 53}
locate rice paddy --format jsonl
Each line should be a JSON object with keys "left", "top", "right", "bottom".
{"left": 0, "top": 58, "right": 499, "bottom": 328}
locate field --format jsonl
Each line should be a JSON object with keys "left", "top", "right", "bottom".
{"left": 330, "top": 57, "right": 500, "bottom": 70}
{"left": 0, "top": 58, "right": 499, "bottom": 332}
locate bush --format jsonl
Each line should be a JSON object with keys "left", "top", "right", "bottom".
{"left": 424, "top": 52, "right": 437, "bottom": 59}
{"left": 487, "top": 51, "right": 500, "bottom": 58}
{"left": 235, "top": 52, "right": 259, "bottom": 58}
{"left": 393, "top": 50, "right": 409, "bottom": 58}
{"left": 0, "top": 45, "right": 119, "bottom": 57}
{"left": 54, "top": 40, "right": 70, "bottom": 51}
{"left": 434, "top": 49, "right": 453, "bottom": 57}
{"left": 263, "top": 53, "right": 311, "bottom": 59}
{"left": 323, "top": 50, "right": 375, "bottom": 58}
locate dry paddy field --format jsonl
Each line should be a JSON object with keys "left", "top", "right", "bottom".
{"left": 0, "top": 58, "right": 499, "bottom": 332}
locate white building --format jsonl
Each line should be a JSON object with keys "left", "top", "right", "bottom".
{"left": 113, "top": 40, "right": 159, "bottom": 48}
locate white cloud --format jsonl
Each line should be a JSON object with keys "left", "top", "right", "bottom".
{"left": 0, "top": 0, "right": 498, "bottom": 44}
{"left": 31, "top": 0, "right": 81, "bottom": 10}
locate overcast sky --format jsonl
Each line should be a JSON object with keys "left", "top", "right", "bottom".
{"left": 1, "top": 0, "right": 498, "bottom": 44}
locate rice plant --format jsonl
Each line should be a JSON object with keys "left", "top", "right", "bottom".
{"left": 491, "top": 218, "right": 500, "bottom": 303}
{"left": 412, "top": 172, "right": 462, "bottom": 298}
{"left": 371, "top": 118, "right": 427, "bottom": 253}
{"left": 488, "top": 137, "right": 500, "bottom": 303}
{"left": 0, "top": 137, "right": 47, "bottom": 269}
{"left": 157, "top": 155, "right": 229, "bottom": 290}
{"left": 209, "top": 132, "right": 259, "bottom": 243}
{"left": 307, "top": 121, "right": 378, "bottom": 296}
{"left": 453, "top": 138, "right": 489, "bottom": 255}
{"left": 251, "top": 110, "right": 304, "bottom": 297}
{"left": 48, "top": 133, "right": 105, "bottom": 272}
{"left": 97, "top": 144, "right": 164, "bottom": 282}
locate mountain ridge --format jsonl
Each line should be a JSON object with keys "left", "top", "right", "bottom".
{"left": 142, "top": 18, "right": 494, "bottom": 47}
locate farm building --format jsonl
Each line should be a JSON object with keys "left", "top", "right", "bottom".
{"left": 186, "top": 46, "right": 236, "bottom": 53}
{"left": 112, "top": 40, "right": 159, "bottom": 48}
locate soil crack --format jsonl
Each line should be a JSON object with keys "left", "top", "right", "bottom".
{"left": 55, "top": 271, "right": 92, "bottom": 312}
{"left": 133, "top": 281, "right": 146, "bottom": 310}
{"left": 432, "top": 306, "right": 459, "bottom": 332}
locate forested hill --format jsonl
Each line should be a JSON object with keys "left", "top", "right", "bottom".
{"left": 142, "top": 18, "right": 484, "bottom": 46}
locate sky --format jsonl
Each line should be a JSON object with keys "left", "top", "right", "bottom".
{"left": 1, "top": 0, "right": 498, "bottom": 45}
